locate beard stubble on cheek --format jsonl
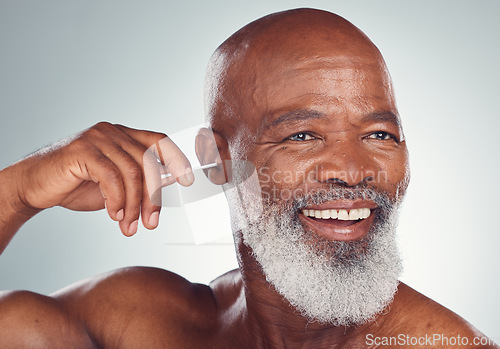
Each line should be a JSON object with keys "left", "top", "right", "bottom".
{"left": 230, "top": 173, "right": 404, "bottom": 326}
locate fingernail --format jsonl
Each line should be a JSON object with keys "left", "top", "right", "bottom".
{"left": 179, "top": 168, "right": 194, "bottom": 186}
{"left": 148, "top": 211, "right": 159, "bottom": 228}
{"left": 116, "top": 209, "right": 124, "bottom": 221}
{"left": 128, "top": 220, "right": 138, "bottom": 235}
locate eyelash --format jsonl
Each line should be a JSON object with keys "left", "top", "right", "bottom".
{"left": 366, "top": 131, "right": 397, "bottom": 141}
{"left": 287, "top": 132, "right": 316, "bottom": 141}
{"left": 285, "top": 131, "right": 398, "bottom": 142}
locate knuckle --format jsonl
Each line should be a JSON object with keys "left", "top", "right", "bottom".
{"left": 104, "top": 166, "right": 122, "bottom": 182}
{"left": 154, "top": 132, "right": 168, "bottom": 141}
{"left": 94, "top": 121, "right": 113, "bottom": 129}
{"left": 96, "top": 152, "right": 110, "bottom": 164}
{"left": 67, "top": 137, "right": 93, "bottom": 154}
{"left": 84, "top": 122, "right": 115, "bottom": 139}
{"left": 148, "top": 132, "right": 168, "bottom": 146}
{"left": 127, "top": 164, "right": 143, "bottom": 183}
{"left": 67, "top": 137, "right": 85, "bottom": 150}
{"left": 81, "top": 126, "right": 102, "bottom": 140}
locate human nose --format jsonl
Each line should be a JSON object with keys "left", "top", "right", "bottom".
{"left": 313, "top": 139, "right": 375, "bottom": 187}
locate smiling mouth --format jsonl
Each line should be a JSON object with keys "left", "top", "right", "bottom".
{"left": 302, "top": 208, "right": 371, "bottom": 221}
{"left": 299, "top": 206, "right": 375, "bottom": 241}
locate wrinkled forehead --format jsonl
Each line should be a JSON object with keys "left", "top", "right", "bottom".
{"left": 231, "top": 47, "right": 395, "bottom": 135}
{"left": 206, "top": 9, "right": 397, "bottom": 142}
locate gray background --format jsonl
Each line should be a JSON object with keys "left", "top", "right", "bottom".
{"left": 0, "top": 0, "right": 498, "bottom": 339}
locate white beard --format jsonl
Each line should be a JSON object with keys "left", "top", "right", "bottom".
{"left": 226, "top": 166, "right": 403, "bottom": 326}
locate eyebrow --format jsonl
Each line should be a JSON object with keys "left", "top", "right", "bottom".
{"left": 361, "top": 111, "right": 401, "bottom": 128}
{"left": 268, "top": 109, "right": 401, "bottom": 129}
{"left": 270, "top": 109, "right": 325, "bottom": 127}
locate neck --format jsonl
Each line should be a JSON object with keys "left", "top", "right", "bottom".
{"left": 233, "top": 232, "right": 380, "bottom": 348}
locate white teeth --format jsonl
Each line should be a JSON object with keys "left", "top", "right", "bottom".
{"left": 330, "top": 209, "right": 338, "bottom": 219}
{"left": 348, "top": 209, "right": 360, "bottom": 220}
{"left": 338, "top": 209, "right": 349, "bottom": 220}
{"left": 302, "top": 208, "right": 371, "bottom": 221}
{"left": 348, "top": 208, "right": 371, "bottom": 220}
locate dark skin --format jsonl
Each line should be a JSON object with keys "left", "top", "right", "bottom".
{"left": 0, "top": 8, "right": 497, "bottom": 349}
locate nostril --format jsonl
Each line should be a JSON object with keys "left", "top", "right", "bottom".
{"left": 326, "top": 178, "right": 349, "bottom": 186}
{"left": 363, "top": 176, "right": 375, "bottom": 183}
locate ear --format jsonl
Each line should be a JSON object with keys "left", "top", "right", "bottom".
{"left": 195, "top": 127, "right": 231, "bottom": 185}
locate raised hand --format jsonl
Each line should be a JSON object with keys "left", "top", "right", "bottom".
{"left": 11, "top": 122, "right": 193, "bottom": 236}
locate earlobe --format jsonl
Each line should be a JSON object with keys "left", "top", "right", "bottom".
{"left": 195, "top": 128, "right": 230, "bottom": 185}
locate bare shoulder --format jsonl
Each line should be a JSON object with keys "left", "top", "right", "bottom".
{"left": 0, "top": 267, "right": 225, "bottom": 348}
{"left": 54, "top": 266, "right": 219, "bottom": 348}
{"left": 392, "top": 283, "right": 483, "bottom": 332}
{"left": 0, "top": 289, "right": 95, "bottom": 348}
{"left": 56, "top": 266, "right": 216, "bottom": 310}
{"left": 381, "top": 282, "right": 498, "bottom": 348}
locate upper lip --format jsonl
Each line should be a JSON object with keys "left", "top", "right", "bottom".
{"left": 304, "top": 200, "right": 378, "bottom": 211}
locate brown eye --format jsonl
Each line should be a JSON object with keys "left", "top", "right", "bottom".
{"left": 367, "top": 132, "right": 394, "bottom": 141}
{"left": 288, "top": 132, "right": 314, "bottom": 141}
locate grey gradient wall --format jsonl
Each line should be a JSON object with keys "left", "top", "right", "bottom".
{"left": 0, "top": 0, "right": 498, "bottom": 339}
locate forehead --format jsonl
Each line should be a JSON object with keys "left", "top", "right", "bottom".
{"left": 243, "top": 52, "right": 397, "bottom": 132}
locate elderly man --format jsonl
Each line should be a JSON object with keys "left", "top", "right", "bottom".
{"left": 0, "top": 8, "right": 496, "bottom": 349}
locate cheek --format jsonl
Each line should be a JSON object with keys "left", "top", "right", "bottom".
{"left": 371, "top": 148, "right": 409, "bottom": 197}
{"left": 253, "top": 150, "right": 318, "bottom": 202}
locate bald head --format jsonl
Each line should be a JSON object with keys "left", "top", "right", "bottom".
{"left": 205, "top": 8, "right": 394, "bottom": 143}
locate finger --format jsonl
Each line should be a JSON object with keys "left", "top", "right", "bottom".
{"left": 113, "top": 124, "right": 168, "bottom": 148}
{"left": 140, "top": 137, "right": 194, "bottom": 229}
{"left": 141, "top": 182, "right": 161, "bottom": 230}
{"left": 140, "top": 147, "right": 162, "bottom": 229}
{"left": 108, "top": 136, "right": 164, "bottom": 230}
{"left": 92, "top": 125, "right": 162, "bottom": 231}
{"left": 103, "top": 148, "right": 144, "bottom": 236}
{"left": 114, "top": 125, "right": 193, "bottom": 184}
{"left": 139, "top": 138, "right": 193, "bottom": 229}
{"left": 83, "top": 149, "right": 126, "bottom": 222}
{"left": 114, "top": 124, "right": 193, "bottom": 185}
{"left": 155, "top": 137, "right": 193, "bottom": 187}
{"left": 105, "top": 124, "right": 193, "bottom": 231}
